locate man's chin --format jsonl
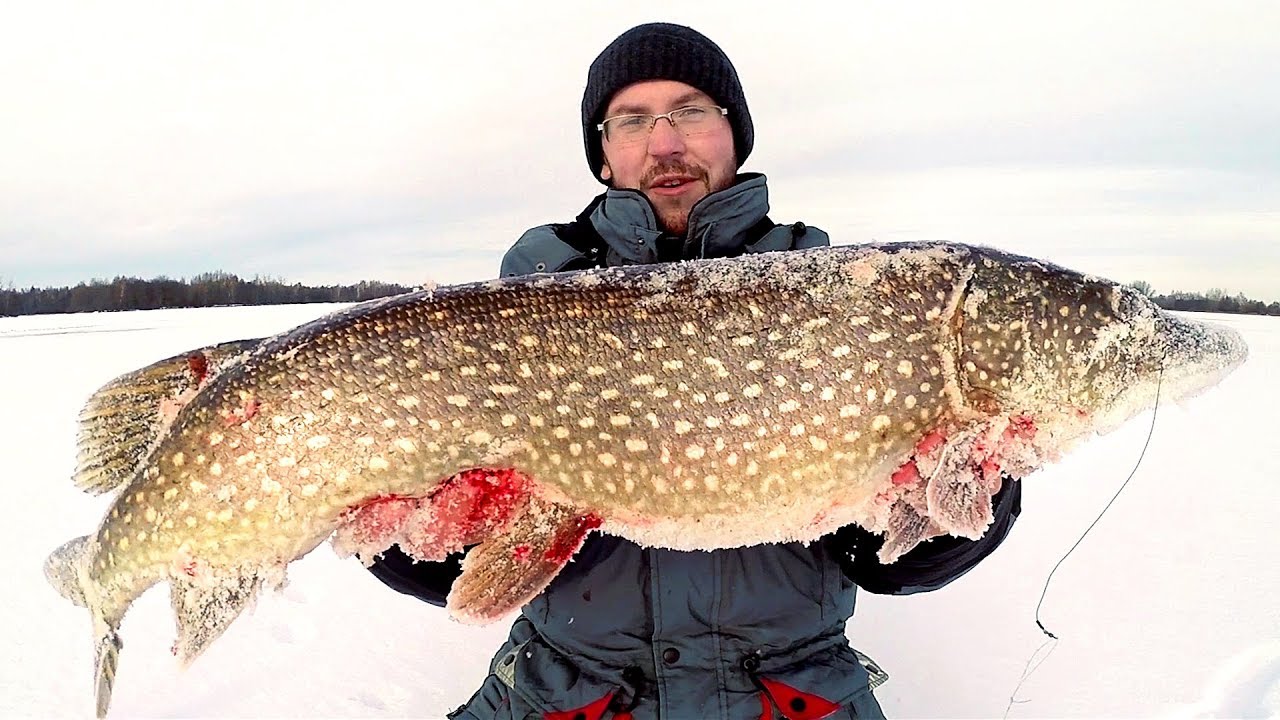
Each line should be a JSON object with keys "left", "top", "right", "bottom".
{"left": 654, "top": 208, "right": 691, "bottom": 236}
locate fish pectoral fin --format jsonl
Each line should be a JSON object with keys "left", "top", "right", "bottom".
{"left": 878, "top": 499, "right": 935, "bottom": 563}
{"left": 169, "top": 571, "right": 263, "bottom": 667}
{"left": 447, "top": 496, "right": 601, "bottom": 625}
{"left": 926, "top": 468, "right": 994, "bottom": 540}
{"left": 74, "top": 337, "right": 263, "bottom": 495}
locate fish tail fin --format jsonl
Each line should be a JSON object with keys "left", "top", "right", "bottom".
{"left": 44, "top": 534, "right": 94, "bottom": 607}
{"left": 74, "top": 338, "right": 262, "bottom": 495}
{"left": 94, "top": 627, "right": 123, "bottom": 719}
{"left": 44, "top": 535, "right": 124, "bottom": 718}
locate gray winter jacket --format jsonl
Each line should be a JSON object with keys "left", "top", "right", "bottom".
{"left": 368, "top": 174, "right": 1023, "bottom": 719}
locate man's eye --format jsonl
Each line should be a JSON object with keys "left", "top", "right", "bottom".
{"left": 675, "top": 107, "right": 708, "bottom": 120}
{"left": 616, "top": 116, "right": 649, "bottom": 129}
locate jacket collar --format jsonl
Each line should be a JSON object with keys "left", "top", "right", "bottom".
{"left": 587, "top": 173, "right": 771, "bottom": 264}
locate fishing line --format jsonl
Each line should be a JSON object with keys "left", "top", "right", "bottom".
{"left": 1003, "top": 365, "right": 1165, "bottom": 718}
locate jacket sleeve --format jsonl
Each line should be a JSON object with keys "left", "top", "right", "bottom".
{"left": 828, "top": 478, "right": 1023, "bottom": 595}
{"left": 364, "top": 545, "right": 467, "bottom": 608}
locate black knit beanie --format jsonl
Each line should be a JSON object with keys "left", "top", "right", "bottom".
{"left": 582, "top": 23, "right": 753, "bottom": 183}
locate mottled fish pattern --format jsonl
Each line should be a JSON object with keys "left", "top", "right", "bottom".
{"left": 45, "top": 242, "right": 1247, "bottom": 717}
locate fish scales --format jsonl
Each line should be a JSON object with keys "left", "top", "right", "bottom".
{"left": 96, "top": 244, "right": 964, "bottom": 574}
{"left": 45, "top": 241, "right": 1248, "bottom": 718}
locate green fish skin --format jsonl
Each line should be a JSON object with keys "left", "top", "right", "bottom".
{"left": 45, "top": 241, "right": 1248, "bottom": 717}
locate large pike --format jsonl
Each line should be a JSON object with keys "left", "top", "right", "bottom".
{"left": 45, "top": 242, "right": 1246, "bottom": 716}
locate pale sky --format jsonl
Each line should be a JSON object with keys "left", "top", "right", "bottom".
{"left": 2, "top": 1, "right": 1277, "bottom": 300}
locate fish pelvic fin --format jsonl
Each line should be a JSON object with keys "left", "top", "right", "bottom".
{"left": 169, "top": 571, "right": 264, "bottom": 667}
{"left": 449, "top": 496, "right": 601, "bottom": 625}
{"left": 73, "top": 337, "right": 263, "bottom": 495}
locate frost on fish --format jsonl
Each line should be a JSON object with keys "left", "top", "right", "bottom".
{"left": 44, "top": 241, "right": 1247, "bottom": 717}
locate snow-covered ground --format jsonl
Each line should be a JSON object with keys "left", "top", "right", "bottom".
{"left": 1, "top": 304, "right": 1276, "bottom": 718}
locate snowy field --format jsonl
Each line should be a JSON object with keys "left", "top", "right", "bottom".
{"left": 1, "top": 303, "right": 1276, "bottom": 719}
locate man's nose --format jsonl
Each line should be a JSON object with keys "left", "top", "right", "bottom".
{"left": 646, "top": 117, "right": 686, "bottom": 157}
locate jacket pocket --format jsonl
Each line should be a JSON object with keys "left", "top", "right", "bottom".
{"left": 748, "top": 642, "right": 887, "bottom": 720}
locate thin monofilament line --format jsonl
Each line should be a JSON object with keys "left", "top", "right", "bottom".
{"left": 1034, "top": 365, "right": 1165, "bottom": 639}
{"left": 1003, "top": 637, "right": 1058, "bottom": 719}
{"left": 1004, "top": 365, "right": 1165, "bottom": 718}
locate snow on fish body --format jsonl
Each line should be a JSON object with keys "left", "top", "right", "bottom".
{"left": 45, "top": 241, "right": 1247, "bottom": 717}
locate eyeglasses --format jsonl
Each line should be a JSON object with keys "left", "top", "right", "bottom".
{"left": 597, "top": 105, "right": 729, "bottom": 144}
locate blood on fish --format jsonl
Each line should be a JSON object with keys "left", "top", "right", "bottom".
{"left": 891, "top": 460, "right": 922, "bottom": 486}
{"left": 223, "top": 397, "right": 261, "bottom": 427}
{"left": 339, "top": 494, "right": 424, "bottom": 550}
{"left": 916, "top": 429, "right": 947, "bottom": 455}
{"left": 512, "top": 544, "right": 532, "bottom": 562}
{"left": 545, "top": 513, "right": 602, "bottom": 564}
{"left": 428, "top": 468, "right": 534, "bottom": 546}
{"left": 186, "top": 353, "right": 209, "bottom": 385}
{"left": 342, "top": 468, "right": 536, "bottom": 562}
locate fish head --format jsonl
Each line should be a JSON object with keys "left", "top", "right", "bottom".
{"left": 956, "top": 250, "right": 1248, "bottom": 437}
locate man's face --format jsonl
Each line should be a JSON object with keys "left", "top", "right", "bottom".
{"left": 599, "top": 80, "right": 737, "bottom": 236}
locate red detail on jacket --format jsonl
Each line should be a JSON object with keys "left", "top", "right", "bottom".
{"left": 756, "top": 677, "right": 841, "bottom": 720}
{"left": 543, "top": 690, "right": 615, "bottom": 720}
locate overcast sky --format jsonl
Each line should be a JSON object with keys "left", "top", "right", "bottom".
{"left": 2, "top": 1, "right": 1277, "bottom": 299}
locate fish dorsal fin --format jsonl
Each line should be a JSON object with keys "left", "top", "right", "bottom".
{"left": 448, "top": 496, "right": 600, "bottom": 625}
{"left": 169, "top": 570, "right": 263, "bottom": 667}
{"left": 73, "top": 338, "right": 262, "bottom": 495}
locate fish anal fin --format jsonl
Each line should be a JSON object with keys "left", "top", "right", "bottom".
{"left": 169, "top": 571, "right": 262, "bottom": 668}
{"left": 448, "top": 496, "right": 600, "bottom": 625}
{"left": 74, "top": 338, "right": 262, "bottom": 496}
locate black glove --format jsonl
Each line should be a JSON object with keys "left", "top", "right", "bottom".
{"left": 365, "top": 545, "right": 468, "bottom": 608}
{"left": 827, "top": 478, "right": 1023, "bottom": 595}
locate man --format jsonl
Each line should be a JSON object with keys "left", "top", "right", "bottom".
{"left": 368, "top": 22, "right": 1021, "bottom": 719}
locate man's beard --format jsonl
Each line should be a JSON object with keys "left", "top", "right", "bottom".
{"left": 640, "top": 162, "right": 711, "bottom": 236}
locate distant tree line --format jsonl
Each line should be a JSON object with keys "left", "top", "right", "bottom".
{"left": 0, "top": 272, "right": 412, "bottom": 317}
{"left": 1129, "top": 280, "right": 1280, "bottom": 316}
{"left": 0, "top": 272, "right": 1275, "bottom": 318}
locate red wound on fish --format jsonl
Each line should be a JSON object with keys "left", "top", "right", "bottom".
{"left": 337, "top": 494, "right": 425, "bottom": 557}
{"left": 395, "top": 468, "right": 536, "bottom": 562}
{"left": 916, "top": 429, "right": 947, "bottom": 455}
{"left": 891, "top": 460, "right": 922, "bottom": 486}
{"left": 889, "top": 429, "right": 948, "bottom": 488}
{"left": 544, "top": 513, "right": 602, "bottom": 564}
{"left": 187, "top": 353, "right": 209, "bottom": 385}
{"left": 222, "top": 397, "right": 261, "bottom": 426}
